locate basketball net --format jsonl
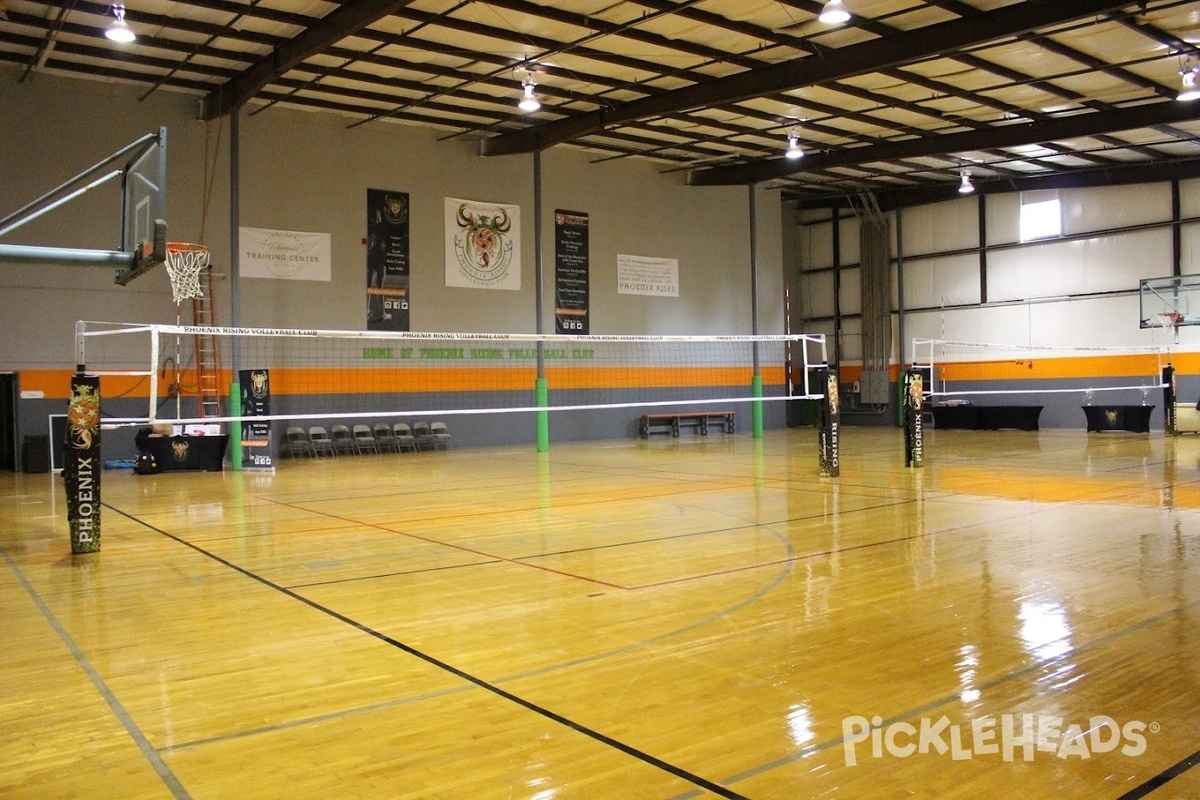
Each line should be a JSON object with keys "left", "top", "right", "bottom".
{"left": 1157, "top": 311, "right": 1182, "bottom": 347}
{"left": 164, "top": 242, "right": 209, "bottom": 305}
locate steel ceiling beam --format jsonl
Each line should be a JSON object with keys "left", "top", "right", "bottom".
{"left": 690, "top": 101, "right": 1200, "bottom": 186}
{"left": 480, "top": 0, "right": 1133, "bottom": 157}
{"left": 787, "top": 158, "right": 1200, "bottom": 212}
{"left": 200, "top": 0, "right": 418, "bottom": 120}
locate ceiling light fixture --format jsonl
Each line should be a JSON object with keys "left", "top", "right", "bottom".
{"left": 818, "top": 0, "right": 850, "bottom": 25}
{"left": 959, "top": 167, "right": 975, "bottom": 194}
{"left": 518, "top": 76, "right": 541, "bottom": 112}
{"left": 1178, "top": 58, "right": 1200, "bottom": 102}
{"left": 105, "top": 4, "right": 136, "bottom": 43}
{"left": 785, "top": 129, "right": 804, "bottom": 160}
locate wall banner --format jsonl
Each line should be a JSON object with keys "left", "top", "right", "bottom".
{"left": 239, "top": 369, "right": 274, "bottom": 471}
{"left": 445, "top": 197, "right": 521, "bottom": 291}
{"left": 367, "top": 189, "right": 410, "bottom": 331}
{"left": 240, "top": 226, "right": 331, "bottom": 281}
{"left": 64, "top": 374, "right": 101, "bottom": 554}
{"left": 617, "top": 253, "right": 679, "bottom": 297}
{"left": 555, "top": 209, "right": 589, "bottom": 334}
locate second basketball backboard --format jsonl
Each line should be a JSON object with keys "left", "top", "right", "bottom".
{"left": 1140, "top": 274, "right": 1200, "bottom": 329}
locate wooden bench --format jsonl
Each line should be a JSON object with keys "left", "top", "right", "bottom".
{"left": 640, "top": 411, "right": 735, "bottom": 438}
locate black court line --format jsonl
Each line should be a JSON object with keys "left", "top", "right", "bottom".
{"left": 106, "top": 503, "right": 750, "bottom": 800}
{"left": 0, "top": 545, "right": 192, "bottom": 800}
{"left": 1116, "top": 748, "right": 1200, "bottom": 799}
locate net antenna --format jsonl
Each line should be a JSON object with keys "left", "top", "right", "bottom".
{"left": 164, "top": 242, "right": 209, "bottom": 304}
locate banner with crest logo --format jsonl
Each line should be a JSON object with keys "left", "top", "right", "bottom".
{"left": 445, "top": 197, "right": 521, "bottom": 291}
{"left": 239, "top": 368, "right": 274, "bottom": 471}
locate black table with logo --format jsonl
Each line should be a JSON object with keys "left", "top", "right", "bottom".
{"left": 1082, "top": 405, "right": 1154, "bottom": 433}
{"left": 135, "top": 432, "right": 228, "bottom": 471}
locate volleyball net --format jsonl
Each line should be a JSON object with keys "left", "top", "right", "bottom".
{"left": 74, "top": 321, "right": 829, "bottom": 429}
{"left": 901, "top": 339, "right": 1175, "bottom": 466}
{"left": 910, "top": 339, "right": 1170, "bottom": 403}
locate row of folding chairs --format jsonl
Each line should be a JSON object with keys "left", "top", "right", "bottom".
{"left": 281, "top": 422, "right": 450, "bottom": 458}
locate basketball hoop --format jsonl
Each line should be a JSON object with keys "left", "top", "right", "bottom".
{"left": 164, "top": 242, "right": 209, "bottom": 305}
{"left": 1157, "top": 310, "right": 1183, "bottom": 346}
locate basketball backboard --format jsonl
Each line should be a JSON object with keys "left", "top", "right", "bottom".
{"left": 116, "top": 126, "right": 168, "bottom": 284}
{"left": 0, "top": 127, "right": 167, "bottom": 283}
{"left": 1139, "top": 273, "right": 1200, "bottom": 329}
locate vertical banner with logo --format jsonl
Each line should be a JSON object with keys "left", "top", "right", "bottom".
{"left": 818, "top": 368, "right": 840, "bottom": 478}
{"left": 554, "top": 210, "right": 589, "bottom": 334}
{"left": 64, "top": 374, "right": 101, "bottom": 554}
{"left": 367, "top": 189, "right": 410, "bottom": 331}
{"left": 904, "top": 369, "right": 925, "bottom": 468}
{"left": 445, "top": 197, "right": 521, "bottom": 291}
{"left": 239, "top": 369, "right": 273, "bottom": 470}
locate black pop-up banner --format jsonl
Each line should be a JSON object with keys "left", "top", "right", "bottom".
{"left": 64, "top": 374, "right": 101, "bottom": 554}
{"left": 367, "top": 189, "right": 410, "bottom": 331}
{"left": 240, "top": 368, "right": 273, "bottom": 470}
{"left": 554, "top": 209, "right": 589, "bottom": 334}
{"left": 904, "top": 369, "right": 925, "bottom": 468}
{"left": 818, "top": 368, "right": 840, "bottom": 478}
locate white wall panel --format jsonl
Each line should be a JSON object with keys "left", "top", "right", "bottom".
{"left": 899, "top": 253, "right": 981, "bottom": 310}
{"left": 988, "top": 230, "right": 1170, "bottom": 302}
{"left": 985, "top": 193, "right": 1021, "bottom": 245}
{"left": 1061, "top": 184, "right": 1169, "bottom": 235}
{"left": 1181, "top": 220, "right": 1200, "bottom": 275}
{"left": 840, "top": 267, "right": 862, "bottom": 316}
{"left": 799, "top": 271, "right": 835, "bottom": 318}
{"left": 900, "top": 197, "right": 979, "bottom": 256}
{"left": 839, "top": 317, "right": 863, "bottom": 363}
{"left": 1181, "top": 178, "right": 1200, "bottom": 219}
{"left": 799, "top": 223, "right": 834, "bottom": 271}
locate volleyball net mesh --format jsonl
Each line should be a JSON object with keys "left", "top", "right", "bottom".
{"left": 75, "top": 322, "right": 827, "bottom": 428}
{"left": 911, "top": 339, "right": 1170, "bottom": 404}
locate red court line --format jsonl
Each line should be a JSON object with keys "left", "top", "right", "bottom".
{"left": 254, "top": 494, "right": 628, "bottom": 591}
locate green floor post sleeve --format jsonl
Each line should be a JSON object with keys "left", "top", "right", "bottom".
{"left": 536, "top": 378, "right": 549, "bottom": 452}
{"left": 231, "top": 382, "right": 242, "bottom": 471}
{"left": 752, "top": 375, "right": 763, "bottom": 439}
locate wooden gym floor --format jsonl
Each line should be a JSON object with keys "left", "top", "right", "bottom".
{"left": 2, "top": 426, "right": 1199, "bottom": 799}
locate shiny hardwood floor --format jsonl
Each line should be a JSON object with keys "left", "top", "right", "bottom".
{"left": 3, "top": 426, "right": 1199, "bottom": 799}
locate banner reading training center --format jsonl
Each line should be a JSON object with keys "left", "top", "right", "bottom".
{"left": 445, "top": 197, "right": 521, "bottom": 291}
{"left": 367, "top": 189, "right": 410, "bottom": 331}
{"left": 555, "top": 209, "right": 589, "bottom": 334}
{"left": 240, "top": 227, "right": 331, "bottom": 281}
{"left": 239, "top": 368, "right": 273, "bottom": 471}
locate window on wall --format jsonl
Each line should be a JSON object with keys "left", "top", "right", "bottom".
{"left": 1020, "top": 190, "right": 1062, "bottom": 241}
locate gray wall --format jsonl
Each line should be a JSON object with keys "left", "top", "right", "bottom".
{"left": 0, "top": 69, "right": 786, "bottom": 455}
